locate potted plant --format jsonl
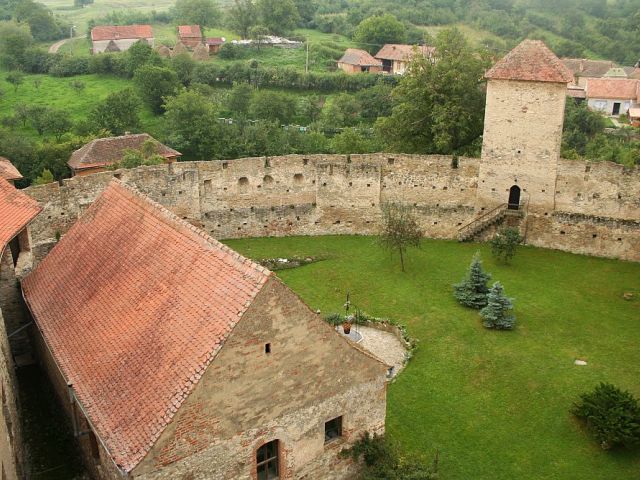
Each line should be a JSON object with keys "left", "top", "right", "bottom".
{"left": 343, "top": 314, "right": 353, "bottom": 334}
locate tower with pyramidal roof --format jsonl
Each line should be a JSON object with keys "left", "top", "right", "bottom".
{"left": 477, "top": 40, "right": 574, "bottom": 214}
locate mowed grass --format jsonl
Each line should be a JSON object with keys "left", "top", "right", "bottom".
{"left": 223, "top": 235, "right": 640, "bottom": 480}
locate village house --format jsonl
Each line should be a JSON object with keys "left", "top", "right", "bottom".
{"left": 585, "top": 77, "right": 640, "bottom": 116}
{"left": 0, "top": 171, "right": 42, "bottom": 480}
{"left": 68, "top": 133, "right": 181, "bottom": 176}
{"left": 337, "top": 48, "right": 382, "bottom": 74}
{"left": 90, "top": 25, "right": 154, "bottom": 54}
{"left": 177, "top": 25, "right": 203, "bottom": 49}
{"left": 0, "top": 157, "right": 22, "bottom": 185}
{"left": 375, "top": 44, "right": 435, "bottom": 75}
{"left": 205, "top": 37, "right": 225, "bottom": 54}
{"left": 21, "top": 180, "right": 388, "bottom": 480}
{"left": 562, "top": 58, "right": 615, "bottom": 87}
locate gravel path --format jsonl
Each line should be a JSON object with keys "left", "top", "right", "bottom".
{"left": 339, "top": 325, "right": 407, "bottom": 376}
{"left": 49, "top": 38, "right": 70, "bottom": 54}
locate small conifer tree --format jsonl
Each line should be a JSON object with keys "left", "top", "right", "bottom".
{"left": 453, "top": 253, "right": 491, "bottom": 309}
{"left": 480, "top": 282, "right": 515, "bottom": 330}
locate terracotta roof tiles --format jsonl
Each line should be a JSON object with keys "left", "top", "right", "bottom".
{"left": 0, "top": 157, "right": 23, "bottom": 181}
{"left": 22, "top": 181, "right": 270, "bottom": 473}
{"left": 586, "top": 78, "right": 639, "bottom": 100}
{"left": 91, "top": 25, "right": 154, "bottom": 42}
{"left": 338, "top": 48, "right": 382, "bottom": 67}
{"left": 178, "top": 25, "right": 202, "bottom": 38}
{"left": 0, "top": 177, "right": 41, "bottom": 249}
{"left": 68, "top": 134, "right": 181, "bottom": 171}
{"left": 486, "top": 40, "right": 574, "bottom": 83}
{"left": 375, "top": 44, "right": 435, "bottom": 61}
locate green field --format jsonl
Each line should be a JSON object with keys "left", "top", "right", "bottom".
{"left": 224, "top": 235, "right": 640, "bottom": 480}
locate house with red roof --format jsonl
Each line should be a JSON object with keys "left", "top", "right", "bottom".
{"left": 177, "top": 25, "right": 203, "bottom": 49}
{"left": 0, "top": 157, "right": 23, "bottom": 185}
{"left": 91, "top": 25, "right": 154, "bottom": 54}
{"left": 68, "top": 133, "right": 181, "bottom": 177}
{"left": 205, "top": 37, "right": 225, "bottom": 54}
{"left": 22, "top": 180, "right": 388, "bottom": 479}
{"left": 0, "top": 176, "right": 41, "bottom": 480}
{"left": 585, "top": 78, "right": 640, "bottom": 116}
{"left": 337, "top": 48, "right": 382, "bottom": 74}
{"left": 375, "top": 44, "right": 435, "bottom": 75}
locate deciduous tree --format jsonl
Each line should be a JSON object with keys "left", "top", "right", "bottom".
{"left": 174, "top": 0, "right": 221, "bottom": 27}
{"left": 133, "top": 65, "right": 180, "bottom": 114}
{"left": 227, "top": 0, "right": 257, "bottom": 38}
{"left": 88, "top": 88, "right": 141, "bottom": 135}
{"left": 353, "top": 14, "right": 406, "bottom": 54}
{"left": 379, "top": 202, "right": 422, "bottom": 272}
{"left": 491, "top": 227, "right": 522, "bottom": 264}
{"left": 256, "top": 0, "right": 300, "bottom": 35}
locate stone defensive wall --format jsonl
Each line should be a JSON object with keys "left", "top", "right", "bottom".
{"left": 23, "top": 154, "right": 640, "bottom": 263}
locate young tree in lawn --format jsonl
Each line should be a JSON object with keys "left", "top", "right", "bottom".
{"left": 353, "top": 14, "right": 406, "bottom": 54}
{"left": 480, "top": 282, "right": 515, "bottom": 330}
{"left": 6, "top": 71, "right": 24, "bottom": 92}
{"left": 453, "top": 253, "right": 492, "bottom": 309}
{"left": 45, "top": 109, "right": 73, "bottom": 141}
{"left": 379, "top": 202, "right": 423, "bottom": 272}
{"left": 88, "top": 88, "right": 141, "bottom": 135}
{"left": 491, "top": 227, "right": 522, "bottom": 264}
{"left": 133, "top": 65, "right": 180, "bottom": 114}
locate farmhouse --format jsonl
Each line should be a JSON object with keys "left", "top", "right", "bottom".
{"left": 205, "top": 37, "right": 225, "bottom": 54}
{"left": 0, "top": 157, "right": 22, "bottom": 185}
{"left": 0, "top": 174, "right": 42, "bottom": 480}
{"left": 337, "top": 48, "right": 382, "bottom": 73}
{"left": 375, "top": 44, "right": 435, "bottom": 74}
{"left": 562, "top": 58, "right": 614, "bottom": 87}
{"left": 90, "top": 25, "right": 154, "bottom": 54}
{"left": 68, "top": 133, "right": 181, "bottom": 176}
{"left": 585, "top": 78, "right": 640, "bottom": 116}
{"left": 177, "top": 25, "right": 202, "bottom": 49}
{"left": 21, "top": 180, "right": 388, "bottom": 479}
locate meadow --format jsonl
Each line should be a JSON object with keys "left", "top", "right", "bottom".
{"left": 224, "top": 235, "right": 640, "bottom": 480}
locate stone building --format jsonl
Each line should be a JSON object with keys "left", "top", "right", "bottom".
{"left": 68, "top": 133, "right": 182, "bottom": 176}
{"left": 477, "top": 39, "right": 575, "bottom": 215}
{"left": 90, "top": 25, "right": 154, "bottom": 54}
{"left": 0, "top": 174, "right": 42, "bottom": 480}
{"left": 22, "top": 181, "right": 388, "bottom": 479}
{"left": 374, "top": 44, "right": 435, "bottom": 75}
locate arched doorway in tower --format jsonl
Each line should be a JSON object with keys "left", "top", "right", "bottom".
{"left": 508, "top": 185, "right": 521, "bottom": 210}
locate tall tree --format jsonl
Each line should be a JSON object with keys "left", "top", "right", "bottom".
{"left": 0, "top": 21, "right": 34, "bottom": 69}
{"left": 256, "top": 0, "right": 300, "bottom": 35}
{"left": 227, "top": 0, "right": 257, "bottom": 38}
{"left": 379, "top": 202, "right": 422, "bottom": 272}
{"left": 174, "top": 0, "right": 220, "bottom": 27}
{"left": 133, "top": 65, "right": 180, "bottom": 114}
{"left": 376, "top": 28, "right": 488, "bottom": 156}
{"left": 353, "top": 14, "right": 406, "bottom": 54}
{"left": 88, "top": 88, "right": 141, "bottom": 135}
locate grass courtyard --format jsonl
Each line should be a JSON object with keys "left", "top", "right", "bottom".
{"left": 224, "top": 235, "right": 640, "bottom": 480}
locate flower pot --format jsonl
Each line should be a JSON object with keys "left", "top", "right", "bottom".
{"left": 342, "top": 322, "right": 351, "bottom": 334}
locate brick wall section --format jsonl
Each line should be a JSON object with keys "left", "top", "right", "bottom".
{"left": 23, "top": 153, "right": 640, "bottom": 264}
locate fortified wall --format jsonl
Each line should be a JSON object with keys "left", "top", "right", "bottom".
{"left": 24, "top": 153, "right": 640, "bottom": 263}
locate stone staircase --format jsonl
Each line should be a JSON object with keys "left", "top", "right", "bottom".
{"left": 458, "top": 203, "right": 509, "bottom": 242}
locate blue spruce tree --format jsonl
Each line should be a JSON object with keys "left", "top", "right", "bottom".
{"left": 480, "top": 282, "right": 515, "bottom": 330}
{"left": 453, "top": 254, "right": 491, "bottom": 309}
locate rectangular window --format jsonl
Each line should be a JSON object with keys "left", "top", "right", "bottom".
{"left": 324, "top": 416, "right": 343, "bottom": 443}
{"left": 265, "top": 343, "right": 271, "bottom": 354}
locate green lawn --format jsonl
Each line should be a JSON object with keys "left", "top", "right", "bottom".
{"left": 223, "top": 235, "right": 640, "bottom": 480}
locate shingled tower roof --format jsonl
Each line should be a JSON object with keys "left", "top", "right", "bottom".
{"left": 486, "top": 40, "right": 574, "bottom": 83}
{"left": 22, "top": 180, "right": 270, "bottom": 473}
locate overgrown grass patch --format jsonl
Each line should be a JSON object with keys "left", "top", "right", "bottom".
{"left": 224, "top": 235, "right": 640, "bottom": 480}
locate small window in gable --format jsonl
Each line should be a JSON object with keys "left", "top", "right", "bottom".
{"left": 324, "top": 416, "right": 343, "bottom": 443}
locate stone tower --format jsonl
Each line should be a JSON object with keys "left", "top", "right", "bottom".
{"left": 477, "top": 40, "right": 574, "bottom": 214}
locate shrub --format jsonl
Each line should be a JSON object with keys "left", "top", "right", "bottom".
{"left": 491, "top": 227, "right": 522, "bottom": 264}
{"left": 49, "top": 55, "right": 90, "bottom": 77}
{"left": 480, "top": 282, "right": 515, "bottom": 330}
{"left": 453, "top": 253, "right": 491, "bottom": 309}
{"left": 572, "top": 383, "right": 640, "bottom": 449}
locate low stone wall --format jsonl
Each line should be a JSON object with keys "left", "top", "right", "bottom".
{"left": 23, "top": 153, "right": 640, "bottom": 263}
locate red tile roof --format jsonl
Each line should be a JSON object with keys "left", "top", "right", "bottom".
{"left": 486, "top": 40, "right": 574, "bottom": 83}
{"left": 338, "top": 48, "right": 382, "bottom": 67}
{"left": 22, "top": 181, "right": 270, "bottom": 473}
{"left": 0, "top": 157, "right": 23, "bottom": 181}
{"left": 91, "top": 25, "right": 153, "bottom": 42}
{"left": 375, "top": 44, "right": 435, "bottom": 61}
{"left": 586, "top": 78, "right": 640, "bottom": 100}
{"left": 68, "top": 134, "right": 181, "bottom": 172}
{"left": 205, "top": 37, "right": 225, "bottom": 46}
{"left": 178, "top": 25, "right": 202, "bottom": 38}
{"left": 0, "top": 177, "right": 41, "bottom": 250}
